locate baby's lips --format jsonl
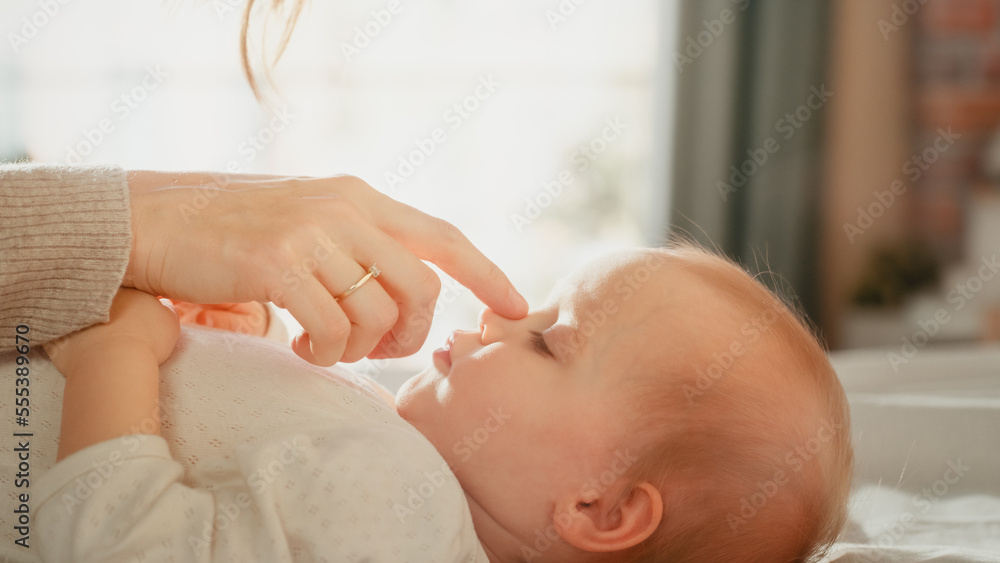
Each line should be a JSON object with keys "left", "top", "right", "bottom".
{"left": 433, "top": 345, "right": 452, "bottom": 371}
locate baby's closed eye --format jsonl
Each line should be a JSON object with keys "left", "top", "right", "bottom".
{"left": 529, "top": 330, "right": 553, "bottom": 358}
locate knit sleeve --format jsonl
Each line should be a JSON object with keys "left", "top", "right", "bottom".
{"left": 33, "top": 435, "right": 211, "bottom": 562}
{"left": 0, "top": 163, "right": 131, "bottom": 352}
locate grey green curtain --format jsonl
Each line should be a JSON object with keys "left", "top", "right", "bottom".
{"left": 669, "top": 0, "right": 831, "bottom": 327}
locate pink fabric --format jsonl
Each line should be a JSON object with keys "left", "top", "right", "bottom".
{"left": 168, "top": 301, "right": 270, "bottom": 337}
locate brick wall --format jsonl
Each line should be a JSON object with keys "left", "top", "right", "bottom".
{"left": 914, "top": 0, "right": 1000, "bottom": 260}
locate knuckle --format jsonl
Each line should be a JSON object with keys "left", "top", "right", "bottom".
{"left": 326, "top": 175, "right": 377, "bottom": 205}
{"left": 372, "top": 299, "right": 399, "bottom": 332}
{"left": 483, "top": 260, "right": 506, "bottom": 285}
{"left": 431, "top": 217, "right": 464, "bottom": 247}
{"left": 324, "top": 316, "right": 353, "bottom": 344}
{"left": 340, "top": 174, "right": 370, "bottom": 189}
{"left": 393, "top": 330, "right": 423, "bottom": 356}
{"left": 342, "top": 175, "right": 378, "bottom": 197}
{"left": 413, "top": 265, "right": 442, "bottom": 303}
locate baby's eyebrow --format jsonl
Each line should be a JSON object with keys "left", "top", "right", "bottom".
{"left": 546, "top": 323, "right": 583, "bottom": 361}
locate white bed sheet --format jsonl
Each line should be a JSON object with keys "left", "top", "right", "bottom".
{"left": 822, "top": 345, "right": 1000, "bottom": 562}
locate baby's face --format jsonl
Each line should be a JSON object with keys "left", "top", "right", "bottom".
{"left": 396, "top": 248, "right": 707, "bottom": 543}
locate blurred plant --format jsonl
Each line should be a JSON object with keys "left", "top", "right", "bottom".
{"left": 851, "top": 239, "right": 941, "bottom": 308}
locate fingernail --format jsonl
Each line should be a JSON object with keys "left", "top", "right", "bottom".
{"left": 508, "top": 287, "right": 529, "bottom": 311}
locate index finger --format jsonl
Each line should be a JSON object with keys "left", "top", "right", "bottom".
{"left": 375, "top": 201, "right": 529, "bottom": 319}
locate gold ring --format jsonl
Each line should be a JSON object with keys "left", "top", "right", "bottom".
{"left": 334, "top": 264, "right": 381, "bottom": 302}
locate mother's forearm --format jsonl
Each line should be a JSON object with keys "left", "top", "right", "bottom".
{"left": 57, "top": 344, "right": 161, "bottom": 462}
{"left": 125, "top": 169, "right": 309, "bottom": 193}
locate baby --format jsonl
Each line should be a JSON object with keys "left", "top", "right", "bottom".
{"left": 394, "top": 243, "right": 853, "bottom": 562}
{"left": 34, "top": 242, "right": 851, "bottom": 562}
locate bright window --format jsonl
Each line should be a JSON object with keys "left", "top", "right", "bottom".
{"left": 1, "top": 0, "right": 671, "bottom": 390}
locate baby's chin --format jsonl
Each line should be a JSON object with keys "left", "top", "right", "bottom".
{"left": 393, "top": 364, "right": 442, "bottom": 423}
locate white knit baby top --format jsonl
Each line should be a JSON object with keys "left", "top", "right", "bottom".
{"left": 0, "top": 325, "right": 488, "bottom": 563}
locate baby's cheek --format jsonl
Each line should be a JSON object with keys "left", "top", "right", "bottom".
{"left": 446, "top": 401, "right": 518, "bottom": 467}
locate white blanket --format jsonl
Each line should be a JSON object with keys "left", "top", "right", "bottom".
{"left": 823, "top": 345, "right": 1000, "bottom": 562}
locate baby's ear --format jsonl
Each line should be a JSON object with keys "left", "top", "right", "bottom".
{"left": 553, "top": 481, "right": 663, "bottom": 553}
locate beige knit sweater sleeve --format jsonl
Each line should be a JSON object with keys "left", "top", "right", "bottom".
{"left": 0, "top": 163, "right": 131, "bottom": 353}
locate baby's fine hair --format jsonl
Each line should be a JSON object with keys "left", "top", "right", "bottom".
{"left": 616, "top": 239, "right": 853, "bottom": 563}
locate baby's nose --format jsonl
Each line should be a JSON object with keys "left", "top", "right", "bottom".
{"left": 477, "top": 307, "right": 492, "bottom": 333}
{"left": 478, "top": 307, "right": 509, "bottom": 345}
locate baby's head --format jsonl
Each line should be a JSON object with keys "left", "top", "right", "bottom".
{"left": 396, "top": 242, "right": 852, "bottom": 562}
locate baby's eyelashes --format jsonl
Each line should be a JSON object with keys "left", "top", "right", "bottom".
{"left": 529, "top": 330, "right": 554, "bottom": 358}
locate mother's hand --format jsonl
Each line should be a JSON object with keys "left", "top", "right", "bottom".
{"left": 124, "top": 172, "right": 527, "bottom": 366}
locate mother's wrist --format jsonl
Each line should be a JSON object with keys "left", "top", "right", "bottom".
{"left": 122, "top": 181, "right": 147, "bottom": 292}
